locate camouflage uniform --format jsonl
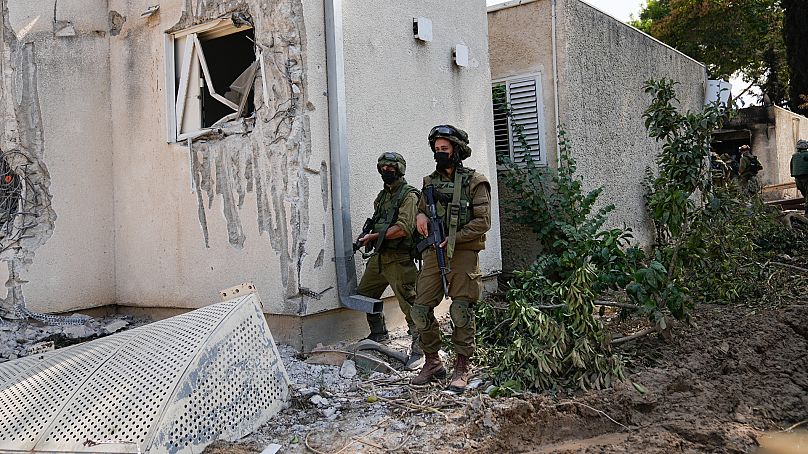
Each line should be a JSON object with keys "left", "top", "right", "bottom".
{"left": 710, "top": 152, "right": 730, "bottom": 188}
{"left": 357, "top": 153, "right": 420, "bottom": 350}
{"left": 738, "top": 145, "right": 762, "bottom": 194}
{"left": 413, "top": 167, "right": 491, "bottom": 358}
{"left": 791, "top": 140, "right": 808, "bottom": 215}
{"left": 410, "top": 125, "right": 491, "bottom": 392}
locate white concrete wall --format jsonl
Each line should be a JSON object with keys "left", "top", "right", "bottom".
{"left": 555, "top": 0, "right": 706, "bottom": 248}
{"left": 107, "top": 0, "right": 334, "bottom": 316}
{"left": 772, "top": 107, "right": 808, "bottom": 189}
{"left": 6, "top": 0, "right": 115, "bottom": 313}
{"left": 4, "top": 0, "right": 499, "bottom": 320}
{"left": 342, "top": 0, "right": 503, "bottom": 278}
{"left": 487, "top": 0, "right": 555, "bottom": 271}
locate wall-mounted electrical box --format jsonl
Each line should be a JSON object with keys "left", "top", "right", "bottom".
{"left": 413, "top": 17, "right": 433, "bottom": 42}
{"left": 453, "top": 44, "right": 469, "bottom": 67}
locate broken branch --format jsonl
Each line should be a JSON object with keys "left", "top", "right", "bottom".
{"left": 769, "top": 262, "right": 808, "bottom": 274}
{"left": 594, "top": 300, "right": 642, "bottom": 310}
{"left": 551, "top": 401, "right": 629, "bottom": 430}
{"left": 611, "top": 326, "right": 657, "bottom": 345}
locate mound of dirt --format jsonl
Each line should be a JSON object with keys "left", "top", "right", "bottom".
{"left": 467, "top": 303, "right": 808, "bottom": 453}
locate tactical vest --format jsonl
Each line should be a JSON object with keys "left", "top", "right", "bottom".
{"left": 371, "top": 180, "right": 418, "bottom": 253}
{"left": 791, "top": 151, "right": 808, "bottom": 177}
{"left": 423, "top": 167, "right": 488, "bottom": 256}
{"left": 425, "top": 168, "right": 474, "bottom": 229}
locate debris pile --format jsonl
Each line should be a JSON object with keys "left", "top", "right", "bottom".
{"left": 0, "top": 314, "right": 148, "bottom": 362}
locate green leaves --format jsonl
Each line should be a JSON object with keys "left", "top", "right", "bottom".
{"left": 634, "top": 0, "right": 788, "bottom": 106}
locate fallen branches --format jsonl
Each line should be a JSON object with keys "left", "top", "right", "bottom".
{"left": 769, "top": 261, "right": 808, "bottom": 274}
{"left": 611, "top": 326, "right": 657, "bottom": 346}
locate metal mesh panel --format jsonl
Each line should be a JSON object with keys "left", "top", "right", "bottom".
{"left": 0, "top": 295, "right": 289, "bottom": 453}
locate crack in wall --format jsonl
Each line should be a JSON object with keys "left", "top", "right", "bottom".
{"left": 179, "top": 0, "right": 312, "bottom": 302}
{"left": 0, "top": 0, "right": 57, "bottom": 317}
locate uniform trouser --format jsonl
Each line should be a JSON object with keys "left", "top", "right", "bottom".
{"left": 356, "top": 252, "right": 418, "bottom": 337}
{"left": 797, "top": 176, "right": 808, "bottom": 213}
{"left": 411, "top": 249, "right": 482, "bottom": 358}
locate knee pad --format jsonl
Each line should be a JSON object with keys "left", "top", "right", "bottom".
{"left": 450, "top": 300, "right": 474, "bottom": 328}
{"left": 410, "top": 304, "right": 432, "bottom": 331}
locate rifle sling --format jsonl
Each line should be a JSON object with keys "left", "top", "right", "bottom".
{"left": 446, "top": 170, "right": 465, "bottom": 260}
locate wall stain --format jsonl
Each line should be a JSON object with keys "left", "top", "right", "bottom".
{"left": 179, "top": 0, "right": 312, "bottom": 301}
{"left": 0, "top": 0, "right": 58, "bottom": 316}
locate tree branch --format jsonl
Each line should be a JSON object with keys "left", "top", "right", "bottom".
{"left": 611, "top": 326, "right": 657, "bottom": 345}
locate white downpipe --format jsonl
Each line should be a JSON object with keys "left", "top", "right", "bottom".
{"left": 551, "top": 0, "right": 561, "bottom": 158}
{"left": 323, "top": 0, "right": 382, "bottom": 314}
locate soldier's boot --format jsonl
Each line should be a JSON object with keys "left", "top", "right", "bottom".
{"left": 446, "top": 354, "right": 471, "bottom": 393}
{"left": 410, "top": 352, "right": 445, "bottom": 385}
{"left": 404, "top": 333, "right": 425, "bottom": 370}
{"left": 365, "top": 312, "right": 389, "bottom": 343}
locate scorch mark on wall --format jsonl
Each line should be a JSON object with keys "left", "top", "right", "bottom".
{"left": 177, "top": 0, "right": 312, "bottom": 301}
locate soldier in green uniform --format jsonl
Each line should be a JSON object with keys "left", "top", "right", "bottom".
{"left": 410, "top": 125, "right": 492, "bottom": 393}
{"left": 710, "top": 152, "right": 730, "bottom": 188}
{"left": 791, "top": 140, "right": 808, "bottom": 215}
{"left": 738, "top": 145, "right": 763, "bottom": 195}
{"left": 356, "top": 152, "right": 423, "bottom": 368}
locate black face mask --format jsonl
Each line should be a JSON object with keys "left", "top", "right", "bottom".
{"left": 381, "top": 170, "right": 398, "bottom": 184}
{"left": 434, "top": 152, "right": 454, "bottom": 171}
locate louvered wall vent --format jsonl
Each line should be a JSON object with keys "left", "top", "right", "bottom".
{"left": 0, "top": 294, "right": 289, "bottom": 453}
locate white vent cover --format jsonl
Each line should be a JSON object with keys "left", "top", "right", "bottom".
{"left": 0, "top": 294, "right": 289, "bottom": 453}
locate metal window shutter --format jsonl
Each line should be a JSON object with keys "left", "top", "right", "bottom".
{"left": 508, "top": 78, "right": 541, "bottom": 164}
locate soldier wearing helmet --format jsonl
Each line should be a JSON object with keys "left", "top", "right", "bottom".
{"left": 355, "top": 152, "right": 423, "bottom": 369}
{"left": 410, "top": 125, "right": 491, "bottom": 393}
{"left": 791, "top": 140, "right": 808, "bottom": 215}
{"left": 738, "top": 144, "right": 763, "bottom": 194}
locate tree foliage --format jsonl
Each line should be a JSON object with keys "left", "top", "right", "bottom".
{"left": 632, "top": 0, "right": 788, "bottom": 105}
{"left": 782, "top": 0, "right": 808, "bottom": 116}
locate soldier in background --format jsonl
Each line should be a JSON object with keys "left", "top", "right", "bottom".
{"left": 710, "top": 152, "right": 730, "bottom": 188}
{"left": 721, "top": 152, "right": 739, "bottom": 180}
{"left": 791, "top": 140, "right": 808, "bottom": 215}
{"left": 738, "top": 145, "right": 763, "bottom": 195}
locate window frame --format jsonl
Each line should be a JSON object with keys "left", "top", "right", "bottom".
{"left": 491, "top": 73, "right": 547, "bottom": 167}
{"left": 163, "top": 20, "right": 264, "bottom": 143}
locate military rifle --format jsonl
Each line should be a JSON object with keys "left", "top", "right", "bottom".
{"left": 353, "top": 217, "right": 376, "bottom": 256}
{"left": 418, "top": 185, "right": 451, "bottom": 296}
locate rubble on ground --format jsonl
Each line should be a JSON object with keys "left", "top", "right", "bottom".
{"left": 0, "top": 313, "right": 150, "bottom": 362}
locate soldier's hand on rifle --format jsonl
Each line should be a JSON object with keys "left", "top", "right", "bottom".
{"left": 416, "top": 213, "right": 429, "bottom": 237}
{"left": 359, "top": 232, "right": 378, "bottom": 247}
{"left": 439, "top": 238, "right": 447, "bottom": 249}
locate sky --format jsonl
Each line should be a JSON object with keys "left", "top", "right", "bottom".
{"left": 486, "top": 0, "right": 646, "bottom": 22}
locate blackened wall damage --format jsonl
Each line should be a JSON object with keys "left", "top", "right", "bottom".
{"left": 177, "top": 0, "right": 312, "bottom": 301}
{"left": 0, "top": 0, "right": 57, "bottom": 316}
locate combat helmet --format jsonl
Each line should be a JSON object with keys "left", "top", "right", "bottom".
{"left": 797, "top": 139, "right": 808, "bottom": 151}
{"left": 377, "top": 151, "right": 406, "bottom": 175}
{"left": 428, "top": 124, "right": 472, "bottom": 160}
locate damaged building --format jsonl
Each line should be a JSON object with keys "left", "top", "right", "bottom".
{"left": 713, "top": 105, "right": 808, "bottom": 201}
{"left": 0, "top": 0, "right": 502, "bottom": 350}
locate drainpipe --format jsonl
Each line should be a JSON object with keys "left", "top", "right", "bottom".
{"left": 551, "top": 0, "right": 561, "bottom": 157}
{"left": 323, "top": 0, "right": 383, "bottom": 314}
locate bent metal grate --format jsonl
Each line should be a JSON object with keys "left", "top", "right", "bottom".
{"left": 0, "top": 294, "right": 290, "bottom": 453}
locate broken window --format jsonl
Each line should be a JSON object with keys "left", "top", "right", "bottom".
{"left": 164, "top": 20, "right": 260, "bottom": 142}
{"left": 491, "top": 74, "right": 546, "bottom": 166}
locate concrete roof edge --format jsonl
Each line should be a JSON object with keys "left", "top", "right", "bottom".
{"left": 487, "top": 0, "right": 540, "bottom": 14}
{"left": 772, "top": 105, "right": 808, "bottom": 121}
{"left": 575, "top": 0, "right": 705, "bottom": 69}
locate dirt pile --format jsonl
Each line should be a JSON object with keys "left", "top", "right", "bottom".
{"left": 468, "top": 303, "right": 808, "bottom": 453}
